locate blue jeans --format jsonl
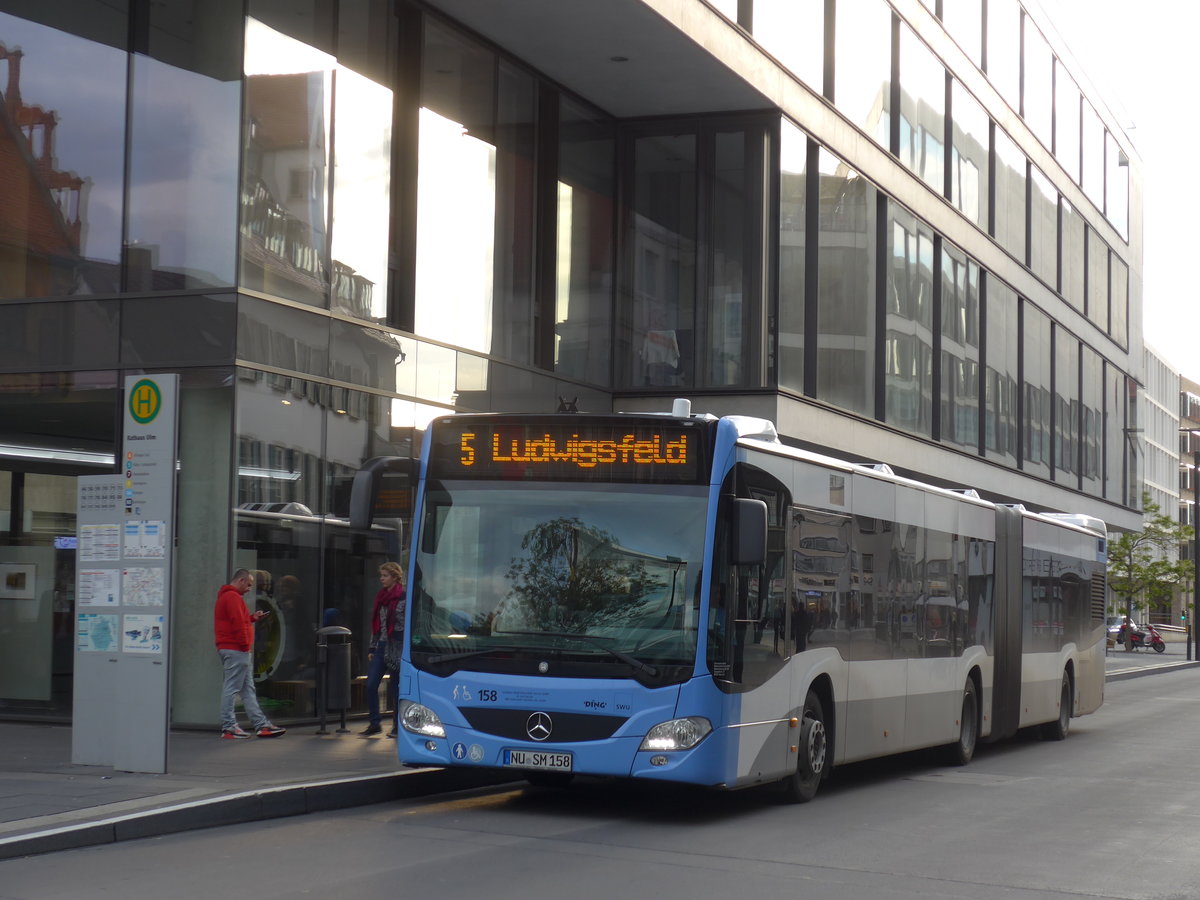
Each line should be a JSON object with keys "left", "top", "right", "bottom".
{"left": 366, "top": 645, "right": 397, "bottom": 728}
{"left": 219, "top": 648, "right": 268, "bottom": 730}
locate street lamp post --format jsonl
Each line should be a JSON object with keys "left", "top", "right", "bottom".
{"left": 1185, "top": 448, "right": 1195, "bottom": 662}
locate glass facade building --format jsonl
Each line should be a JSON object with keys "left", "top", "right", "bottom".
{"left": 0, "top": 0, "right": 1143, "bottom": 726}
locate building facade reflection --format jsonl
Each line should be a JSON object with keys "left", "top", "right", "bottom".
{"left": 0, "top": 0, "right": 1144, "bottom": 728}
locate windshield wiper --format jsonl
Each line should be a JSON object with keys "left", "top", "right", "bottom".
{"left": 496, "top": 630, "right": 658, "bottom": 676}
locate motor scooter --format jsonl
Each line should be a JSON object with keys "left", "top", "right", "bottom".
{"left": 1121, "top": 623, "right": 1166, "bottom": 653}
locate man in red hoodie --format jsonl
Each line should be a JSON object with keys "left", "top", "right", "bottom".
{"left": 215, "top": 568, "right": 286, "bottom": 739}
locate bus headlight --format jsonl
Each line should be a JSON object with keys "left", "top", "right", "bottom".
{"left": 639, "top": 716, "right": 712, "bottom": 751}
{"left": 399, "top": 700, "right": 446, "bottom": 738}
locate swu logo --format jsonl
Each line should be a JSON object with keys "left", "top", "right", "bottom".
{"left": 584, "top": 700, "right": 607, "bottom": 710}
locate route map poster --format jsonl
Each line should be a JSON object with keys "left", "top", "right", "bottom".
{"left": 77, "top": 614, "right": 119, "bottom": 652}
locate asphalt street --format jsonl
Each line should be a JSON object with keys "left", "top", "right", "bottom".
{"left": 6, "top": 667, "right": 1200, "bottom": 900}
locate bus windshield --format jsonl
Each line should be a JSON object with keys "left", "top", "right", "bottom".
{"left": 409, "top": 481, "right": 708, "bottom": 682}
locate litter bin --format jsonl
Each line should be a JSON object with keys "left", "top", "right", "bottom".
{"left": 316, "top": 625, "right": 352, "bottom": 734}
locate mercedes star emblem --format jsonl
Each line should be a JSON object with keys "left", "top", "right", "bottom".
{"left": 526, "top": 711, "right": 553, "bottom": 741}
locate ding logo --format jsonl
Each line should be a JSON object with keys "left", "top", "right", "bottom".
{"left": 129, "top": 379, "right": 162, "bottom": 425}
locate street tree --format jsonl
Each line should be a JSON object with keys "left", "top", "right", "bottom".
{"left": 1107, "top": 493, "right": 1195, "bottom": 622}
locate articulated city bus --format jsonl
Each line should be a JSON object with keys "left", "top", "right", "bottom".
{"left": 365, "top": 402, "right": 1106, "bottom": 801}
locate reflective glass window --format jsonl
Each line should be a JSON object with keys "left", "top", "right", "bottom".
{"left": 490, "top": 61, "right": 538, "bottom": 363}
{"left": 754, "top": 0, "right": 824, "bottom": 93}
{"left": 329, "top": 61, "right": 392, "bottom": 321}
{"left": 1053, "top": 327, "right": 1079, "bottom": 484}
{"left": 1022, "top": 18, "right": 1053, "bottom": 147}
{"left": 1081, "top": 346, "right": 1102, "bottom": 495}
{"left": 942, "top": 0, "right": 982, "bottom": 67}
{"left": 993, "top": 128, "right": 1026, "bottom": 260}
{"left": 416, "top": 24, "right": 537, "bottom": 365}
{"left": 940, "top": 241, "right": 980, "bottom": 452}
{"left": 1055, "top": 66, "right": 1080, "bottom": 184}
{"left": 237, "top": 295, "right": 330, "bottom": 378}
{"left": 127, "top": 1, "right": 241, "bottom": 292}
{"left": 1082, "top": 102, "right": 1104, "bottom": 207}
{"left": 778, "top": 119, "right": 807, "bottom": 394}
{"left": 1111, "top": 255, "right": 1128, "bottom": 348}
{"left": 707, "top": 130, "right": 754, "bottom": 387}
{"left": 625, "top": 132, "right": 696, "bottom": 389}
{"left": 234, "top": 368, "right": 401, "bottom": 720}
{"left": 235, "top": 367, "right": 324, "bottom": 511}
{"left": 1124, "top": 376, "right": 1140, "bottom": 505}
{"left": 1104, "top": 365, "right": 1125, "bottom": 501}
{"left": 950, "top": 80, "right": 988, "bottom": 231}
{"left": 240, "top": 18, "right": 333, "bottom": 307}
{"left": 1061, "top": 197, "right": 1084, "bottom": 309}
{"left": 122, "top": 295, "right": 236, "bottom": 367}
{"left": 0, "top": 12, "right": 127, "bottom": 298}
{"left": 0, "top": 300, "right": 119, "bottom": 372}
{"left": 986, "top": 0, "right": 1020, "bottom": 109}
{"left": 834, "top": 0, "right": 891, "bottom": 148}
{"left": 1022, "top": 302, "right": 1051, "bottom": 477}
{"left": 1029, "top": 166, "right": 1057, "bottom": 285}
{"left": 555, "top": 97, "right": 614, "bottom": 386}
{"left": 1106, "top": 132, "right": 1129, "bottom": 240}
{"left": 898, "top": 27, "right": 945, "bottom": 196}
{"left": 885, "top": 203, "right": 933, "bottom": 436}
{"left": 816, "top": 148, "right": 877, "bottom": 417}
{"left": 1086, "top": 228, "right": 1108, "bottom": 332}
{"left": 984, "top": 276, "right": 1017, "bottom": 464}
{"left": 336, "top": 0, "right": 395, "bottom": 88}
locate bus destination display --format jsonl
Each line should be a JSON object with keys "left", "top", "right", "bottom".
{"left": 430, "top": 419, "right": 705, "bottom": 483}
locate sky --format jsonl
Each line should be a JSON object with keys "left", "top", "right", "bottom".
{"left": 1037, "top": 0, "right": 1200, "bottom": 377}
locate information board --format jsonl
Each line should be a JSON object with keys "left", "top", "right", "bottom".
{"left": 72, "top": 374, "right": 178, "bottom": 773}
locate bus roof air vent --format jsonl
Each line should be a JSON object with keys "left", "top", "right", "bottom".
{"left": 865, "top": 463, "right": 894, "bottom": 476}
{"left": 951, "top": 489, "right": 981, "bottom": 499}
{"left": 726, "top": 416, "right": 779, "bottom": 442}
{"left": 1041, "top": 513, "right": 1107, "bottom": 534}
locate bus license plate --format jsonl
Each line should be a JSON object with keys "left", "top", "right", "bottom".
{"left": 504, "top": 749, "right": 573, "bottom": 771}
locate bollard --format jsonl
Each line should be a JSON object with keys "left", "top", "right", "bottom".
{"left": 315, "top": 625, "right": 352, "bottom": 734}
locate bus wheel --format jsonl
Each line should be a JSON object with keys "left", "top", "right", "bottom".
{"left": 523, "top": 772, "right": 575, "bottom": 788}
{"left": 946, "top": 678, "right": 978, "bottom": 766}
{"left": 1040, "top": 672, "right": 1071, "bottom": 741}
{"left": 782, "top": 691, "right": 827, "bottom": 803}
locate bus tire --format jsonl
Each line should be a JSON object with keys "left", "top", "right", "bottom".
{"left": 945, "top": 678, "right": 978, "bottom": 766}
{"left": 782, "top": 690, "right": 827, "bottom": 803}
{"left": 523, "top": 772, "right": 575, "bottom": 788}
{"left": 1040, "top": 671, "right": 1071, "bottom": 741}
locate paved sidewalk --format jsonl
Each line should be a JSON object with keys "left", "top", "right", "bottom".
{"left": 0, "top": 721, "right": 509, "bottom": 860}
{"left": 3, "top": 646, "right": 1198, "bottom": 861}
{"left": 1102, "top": 632, "right": 1200, "bottom": 680}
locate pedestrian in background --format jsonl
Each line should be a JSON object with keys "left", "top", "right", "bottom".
{"left": 1123, "top": 615, "right": 1137, "bottom": 653}
{"left": 215, "top": 568, "right": 287, "bottom": 739}
{"left": 361, "top": 562, "right": 406, "bottom": 737}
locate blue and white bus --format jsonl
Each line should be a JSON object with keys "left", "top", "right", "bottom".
{"left": 368, "top": 402, "right": 1106, "bottom": 801}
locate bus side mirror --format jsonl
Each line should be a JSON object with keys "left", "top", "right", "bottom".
{"left": 732, "top": 498, "right": 768, "bottom": 566}
{"left": 350, "top": 456, "right": 414, "bottom": 530}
